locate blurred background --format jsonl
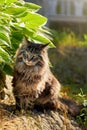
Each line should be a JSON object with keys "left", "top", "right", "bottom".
{"left": 24, "top": 0, "right": 87, "bottom": 102}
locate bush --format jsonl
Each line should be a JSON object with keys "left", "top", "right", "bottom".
{"left": 49, "top": 31, "right": 87, "bottom": 85}
{"left": 0, "top": 0, "right": 54, "bottom": 99}
{"left": 0, "top": 0, "right": 54, "bottom": 75}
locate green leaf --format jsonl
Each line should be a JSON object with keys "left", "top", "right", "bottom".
{"left": 24, "top": 2, "right": 41, "bottom": 12}
{"left": 12, "top": 23, "right": 25, "bottom": 31}
{"left": 0, "top": 56, "right": 4, "bottom": 63}
{"left": 84, "top": 34, "right": 87, "bottom": 41}
{"left": 0, "top": 0, "right": 17, "bottom": 5}
{"left": 5, "top": 0, "right": 17, "bottom": 5}
{"left": 0, "top": 47, "right": 11, "bottom": 63}
{"left": 11, "top": 31, "right": 23, "bottom": 42}
{"left": 20, "top": 12, "right": 47, "bottom": 28}
{"left": 0, "top": 39, "right": 10, "bottom": 47}
{"left": 83, "top": 100, "right": 87, "bottom": 107}
{"left": 13, "top": 1, "right": 41, "bottom": 12}
{"left": 4, "top": 6, "right": 27, "bottom": 17}
{"left": 13, "top": 1, "right": 24, "bottom": 6}
{"left": 0, "top": 25, "right": 11, "bottom": 45}
{"left": 0, "top": 12, "right": 12, "bottom": 20}
{"left": 32, "top": 34, "right": 55, "bottom": 47}
{"left": 0, "top": 0, "right": 5, "bottom": 4}
{"left": 0, "top": 31, "right": 11, "bottom": 45}
{"left": 23, "top": 28, "right": 35, "bottom": 38}
{"left": 0, "top": 25, "right": 10, "bottom": 34}
{"left": 11, "top": 31, "right": 23, "bottom": 50}
{"left": 3, "top": 64, "right": 13, "bottom": 75}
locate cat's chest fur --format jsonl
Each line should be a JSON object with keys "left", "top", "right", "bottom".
{"left": 14, "top": 66, "right": 49, "bottom": 98}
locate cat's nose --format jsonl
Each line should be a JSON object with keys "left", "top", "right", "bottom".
{"left": 29, "top": 56, "right": 34, "bottom": 61}
{"left": 25, "top": 60, "right": 32, "bottom": 66}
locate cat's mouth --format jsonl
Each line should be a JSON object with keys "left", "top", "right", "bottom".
{"left": 23, "top": 58, "right": 44, "bottom": 67}
{"left": 23, "top": 59, "right": 34, "bottom": 66}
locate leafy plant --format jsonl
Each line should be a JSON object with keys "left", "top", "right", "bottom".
{"left": 76, "top": 107, "right": 87, "bottom": 127}
{"left": 76, "top": 88, "right": 86, "bottom": 104}
{"left": 51, "top": 30, "right": 87, "bottom": 47}
{"left": 0, "top": 0, "right": 54, "bottom": 75}
{"left": 76, "top": 89, "right": 87, "bottom": 127}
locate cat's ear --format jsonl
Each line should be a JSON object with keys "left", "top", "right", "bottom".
{"left": 39, "top": 43, "right": 49, "bottom": 50}
{"left": 22, "top": 37, "right": 29, "bottom": 45}
{"left": 22, "top": 37, "right": 33, "bottom": 45}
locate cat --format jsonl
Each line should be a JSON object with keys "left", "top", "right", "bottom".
{"left": 12, "top": 38, "right": 82, "bottom": 116}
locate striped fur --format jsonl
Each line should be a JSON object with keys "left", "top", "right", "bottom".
{"left": 12, "top": 39, "right": 61, "bottom": 110}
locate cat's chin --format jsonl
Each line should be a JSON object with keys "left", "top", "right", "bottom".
{"left": 33, "top": 66, "right": 43, "bottom": 74}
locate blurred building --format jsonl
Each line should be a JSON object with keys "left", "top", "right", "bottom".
{"left": 25, "top": 0, "right": 87, "bottom": 33}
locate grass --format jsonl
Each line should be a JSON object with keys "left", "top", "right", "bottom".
{"left": 61, "top": 84, "right": 87, "bottom": 104}
{"left": 50, "top": 29, "right": 87, "bottom": 105}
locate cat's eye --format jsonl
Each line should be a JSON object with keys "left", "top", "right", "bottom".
{"left": 38, "top": 55, "right": 42, "bottom": 60}
{"left": 23, "top": 53, "right": 28, "bottom": 59}
{"left": 30, "top": 55, "right": 37, "bottom": 62}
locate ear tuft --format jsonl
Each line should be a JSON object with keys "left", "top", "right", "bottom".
{"left": 40, "top": 43, "right": 49, "bottom": 50}
{"left": 22, "top": 37, "right": 34, "bottom": 45}
{"left": 22, "top": 37, "right": 29, "bottom": 45}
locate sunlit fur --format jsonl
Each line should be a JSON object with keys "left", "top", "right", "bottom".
{"left": 12, "top": 39, "right": 61, "bottom": 110}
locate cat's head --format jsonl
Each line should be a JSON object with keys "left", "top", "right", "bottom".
{"left": 18, "top": 39, "right": 49, "bottom": 68}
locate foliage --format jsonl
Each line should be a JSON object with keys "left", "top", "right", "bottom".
{"left": 49, "top": 30, "right": 87, "bottom": 124}
{"left": 49, "top": 30, "right": 87, "bottom": 86}
{"left": 76, "top": 89, "right": 87, "bottom": 127}
{"left": 76, "top": 107, "right": 87, "bottom": 127}
{"left": 0, "top": 0, "right": 54, "bottom": 75}
{"left": 51, "top": 30, "right": 87, "bottom": 47}
{"left": 76, "top": 88, "right": 86, "bottom": 104}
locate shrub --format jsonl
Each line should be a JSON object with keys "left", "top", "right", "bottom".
{"left": 0, "top": 0, "right": 54, "bottom": 75}
{"left": 0, "top": 0, "right": 54, "bottom": 99}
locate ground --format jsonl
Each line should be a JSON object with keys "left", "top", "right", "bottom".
{"left": 0, "top": 76, "right": 85, "bottom": 130}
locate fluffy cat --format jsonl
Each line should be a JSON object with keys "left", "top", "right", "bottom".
{"left": 12, "top": 38, "right": 82, "bottom": 116}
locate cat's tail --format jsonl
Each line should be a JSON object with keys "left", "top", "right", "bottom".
{"left": 59, "top": 97, "right": 83, "bottom": 116}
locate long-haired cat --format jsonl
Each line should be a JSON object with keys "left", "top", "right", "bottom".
{"left": 12, "top": 38, "right": 82, "bottom": 116}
